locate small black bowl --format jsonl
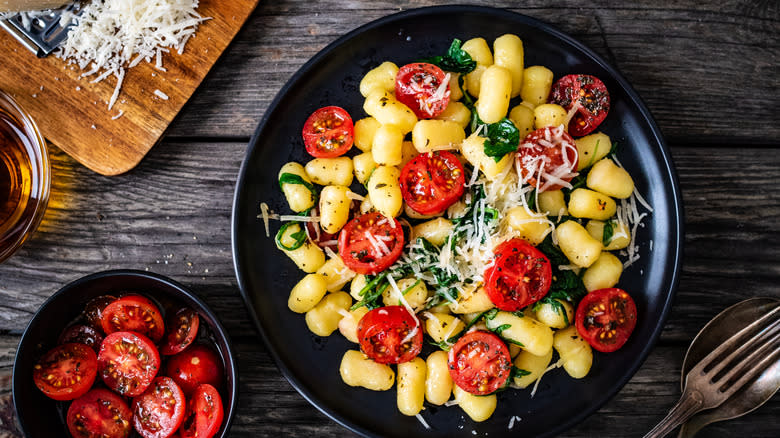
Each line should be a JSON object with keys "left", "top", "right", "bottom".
{"left": 12, "top": 269, "right": 238, "bottom": 437}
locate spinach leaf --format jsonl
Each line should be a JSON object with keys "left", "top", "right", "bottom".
{"left": 483, "top": 118, "right": 521, "bottom": 162}
{"left": 602, "top": 220, "right": 615, "bottom": 247}
{"left": 536, "top": 234, "right": 589, "bottom": 305}
{"left": 510, "top": 366, "right": 531, "bottom": 379}
{"left": 278, "top": 172, "right": 316, "bottom": 193}
{"left": 491, "top": 323, "right": 512, "bottom": 336}
{"left": 274, "top": 221, "right": 307, "bottom": 251}
{"left": 419, "top": 39, "right": 476, "bottom": 73}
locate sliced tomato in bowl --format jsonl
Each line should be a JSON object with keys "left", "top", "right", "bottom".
{"left": 448, "top": 330, "right": 512, "bottom": 395}
{"left": 100, "top": 294, "right": 165, "bottom": 342}
{"left": 399, "top": 150, "right": 465, "bottom": 215}
{"left": 83, "top": 295, "right": 116, "bottom": 332}
{"left": 179, "top": 384, "right": 224, "bottom": 438}
{"left": 33, "top": 343, "right": 97, "bottom": 401}
{"left": 67, "top": 388, "right": 133, "bottom": 438}
{"left": 302, "top": 106, "right": 354, "bottom": 158}
{"left": 575, "top": 287, "right": 638, "bottom": 352}
{"left": 517, "top": 126, "right": 579, "bottom": 192}
{"left": 166, "top": 344, "right": 224, "bottom": 395}
{"left": 58, "top": 324, "right": 104, "bottom": 353}
{"left": 484, "top": 238, "right": 552, "bottom": 311}
{"left": 395, "top": 62, "right": 450, "bottom": 119}
{"left": 161, "top": 307, "right": 200, "bottom": 356}
{"left": 549, "top": 74, "right": 610, "bottom": 137}
{"left": 132, "top": 376, "right": 186, "bottom": 438}
{"left": 357, "top": 305, "right": 422, "bottom": 364}
{"left": 98, "top": 331, "right": 161, "bottom": 397}
{"left": 338, "top": 212, "right": 404, "bottom": 275}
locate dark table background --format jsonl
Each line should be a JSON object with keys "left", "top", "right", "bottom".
{"left": 1, "top": 1, "right": 778, "bottom": 437}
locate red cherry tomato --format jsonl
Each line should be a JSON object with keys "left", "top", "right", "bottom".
{"left": 575, "top": 288, "right": 638, "bottom": 353}
{"left": 179, "top": 384, "right": 224, "bottom": 438}
{"left": 399, "top": 151, "right": 465, "bottom": 215}
{"left": 66, "top": 388, "right": 133, "bottom": 438}
{"left": 161, "top": 307, "right": 200, "bottom": 356}
{"left": 447, "top": 330, "right": 512, "bottom": 395}
{"left": 301, "top": 106, "right": 354, "bottom": 158}
{"left": 98, "top": 331, "right": 161, "bottom": 397}
{"left": 58, "top": 324, "right": 104, "bottom": 353}
{"left": 33, "top": 343, "right": 97, "bottom": 401}
{"left": 338, "top": 212, "right": 404, "bottom": 275}
{"left": 357, "top": 306, "right": 422, "bottom": 364}
{"left": 395, "top": 63, "right": 450, "bottom": 119}
{"left": 517, "top": 126, "right": 579, "bottom": 191}
{"left": 132, "top": 377, "right": 186, "bottom": 438}
{"left": 166, "top": 344, "right": 224, "bottom": 395}
{"left": 83, "top": 295, "right": 116, "bottom": 332}
{"left": 483, "top": 238, "right": 552, "bottom": 312}
{"left": 549, "top": 74, "right": 610, "bottom": 137}
{"left": 100, "top": 294, "right": 165, "bottom": 342}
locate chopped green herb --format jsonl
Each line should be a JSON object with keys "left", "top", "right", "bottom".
{"left": 602, "top": 220, "right": 615, "bottom": 247}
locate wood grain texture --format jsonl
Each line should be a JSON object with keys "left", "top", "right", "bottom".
{"left": 0, "top": 0, "right": 260, "bottom": 175}
{"left": 0, "top": 1, "right": 778, "bottom": 437}
{"left": 169, "top": 0, "right": 779, "bottom": 144}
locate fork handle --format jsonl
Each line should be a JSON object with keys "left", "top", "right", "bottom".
{"left": 643, "top": 390, "right": 704, "bottom": 438}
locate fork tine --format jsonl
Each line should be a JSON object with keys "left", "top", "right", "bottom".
{"left": 689, "top": 305, "right": 780, "bottom": 375}
{"left": 718, "top": 334, "right": 780, "bottom": 402}
{"left": 704, "top": 316, "right": 780, "bottom": 379}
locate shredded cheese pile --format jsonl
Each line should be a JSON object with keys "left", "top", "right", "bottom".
{"left": 57, "top": 0, "right": 210, "bottom": 110}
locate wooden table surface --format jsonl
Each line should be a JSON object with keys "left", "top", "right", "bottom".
{"left": 1, "top": 1, "right": 778, "bottom": 437}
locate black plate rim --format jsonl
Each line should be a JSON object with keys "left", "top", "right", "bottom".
{"left": 12, "top": 268, "right": 239, "bottom": 438}
{"left": 231, "top": 5, "right": 684, "bottom": 437}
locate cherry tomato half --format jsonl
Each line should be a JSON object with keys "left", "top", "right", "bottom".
{"left": 302, "top": 106, "right": 354, "bottom": 158}
{"left": 517, "top": 126, "right": 579, "bottom": 192}
{"left": 395, "top": 63, "right": 450, "bottom": 119}
{"left": 67, "top": 388, "right": 133, "bottom": 438}
{"left": 33, "top": 343, "right": 98, "bottom": 401}
{"left": 357, "top": 305, "right": 422, "bottom": 364}
{"left": 161, "top": 307, "right": 200, "bottom": 356}
{"left": 338, "top": 212, "right": 404, "bottom": 275}
{"left": 98, "top": 331, "right": 161, "bottom": 397}
{"left": 484, "top": 238, "right": 552, "bottom": 312}
{"left": 132, "top": 376, "right": 186, "bottom": 438}
{"left": 83, "top": 295, "right": 116, "bottom": 332}
{"left": 179, "top": 384, "right": 224, "bottom": 438}
{"left": 58, "top": 324, "right": 104, "bottom": 353}
{"left": 549, "top": 74, "right": 610, "bottom": 137}
{"left": 100, "top": 294, "right": 165, "bottom": 342}
{"left": 448, "top": 330, "right": 512, "bottom": 395}
{"left": 575, "top": 288, "right": 638, "bottom": 353}
{"left": 166, "top": 344, "right": 224, "bottom": 395}
{"left": 399, "top": 151, "right": 465, "bottom": 215}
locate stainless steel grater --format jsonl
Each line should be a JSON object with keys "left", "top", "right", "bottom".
{"left": 0, "top": 1, "right": 83, "bottom": 57}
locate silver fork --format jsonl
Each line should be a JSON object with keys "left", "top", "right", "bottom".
{"left": 643, "top": 306, "right": 780, "bottom": 438}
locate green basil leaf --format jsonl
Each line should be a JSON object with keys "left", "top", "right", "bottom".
{"left": 419, "top": 39, "right": 476, "bottom": 74}
{"left": 602, "top": 220, "right": 615, "bottom": 247}
{"left": 483, "top": 118, "right": 520, "bottom": 162}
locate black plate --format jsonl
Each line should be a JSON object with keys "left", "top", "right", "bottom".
{"left": 232, "top": 6, "right": 683, "bottom": 437}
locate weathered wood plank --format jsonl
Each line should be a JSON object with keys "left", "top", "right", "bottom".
{"left": 167, "top": 0, "right": 779, "bottom": 143}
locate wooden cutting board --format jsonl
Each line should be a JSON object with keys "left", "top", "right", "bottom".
{"left": 0, "top": 0, "right": 259, "bottom": 175}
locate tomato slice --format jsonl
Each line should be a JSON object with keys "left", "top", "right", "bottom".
{"left": 161, "top": 307, "right": 200, "bottom": 356}
{"left": 484, "top": 238, "right": 552, "bottom": 311}
{"left": 338, "top": 212, "right": 404, "bottom": 275}
{"left": 399, "top": 151, "right": 465, "bottom": 215}
{"left": 58, "top": 324, "right": 104, "bottom": 353}
{"left": 549, "top": 74, "right": 610, "bottom": 137}
{"left": 67, "top": 388, "right": 133, "bottom": 438}
{"left": 132, "top": 376, "right": 186, "bottom": 438}
{"left": 100, "top": 295, "right": 165, "bottom": 342}
{"left": 357, "top": 306, "right": 422, "bottom": 364}
{"left": 166, "top": 344, "right": 224, "bottom": 395}
{"left": 395, "top": 63, "right": 450, "bottom": 119}
{"left": 98, "top": 331, "right": 161, "bottom": 397}
{"left": 83, "top": 295, "right": 116, "bottom": 332}
{"left": 517, "top": 126, "right": 579, "bottom": 192}
{"left": 33, "top": 343, "right": 97, "bottom": 401}
{"left": 302, "top": 106, "right": 354, "bottom": 158}
{"left": 179, "top": 384, "right": 224, "bottom": 438}
{"left": 575, "top": 288, "right": 638, "bottom": 353}
{"left": 448, "top": 330, "right": 512, "bottom": 395}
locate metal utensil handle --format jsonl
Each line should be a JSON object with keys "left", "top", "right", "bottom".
{"left": 643, "top": 390, "right": 704, "bottom": 438}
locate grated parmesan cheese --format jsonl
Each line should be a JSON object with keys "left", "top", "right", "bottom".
{"left": 57, "top": 0, "right": 210, "bottom": 110}
{"left": 154, "top": 89, "right": 169, "bottom": 100}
